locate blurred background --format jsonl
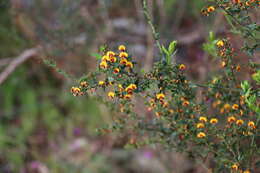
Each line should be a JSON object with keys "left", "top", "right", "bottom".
{"left": 0, "top": 0, "right": 259, "bottom": 172}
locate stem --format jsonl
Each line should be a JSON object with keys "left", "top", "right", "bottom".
{"left": 142, "top": 0, "right": 163, "bottom": 58}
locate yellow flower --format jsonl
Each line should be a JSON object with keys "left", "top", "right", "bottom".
{"left": 168, "top": 109, "right": 174, "bottom": 114}
{"left": 109, "top": 56, "right": 117, "bottom": 63}
{"left": 119, "top": 52, "right": 128, "bottom": 58}
{"left": 71, "top": 87, "right": 80, "bottom": 93}
{"left": 156, "top": 93, "right": 165, "bottom": 100}
{"left": 197, "top": 132, "right": 206, "bottom": 138}
{"left": 155, "top": 112, "right": 162, "bottom": 118}
{"left": 125, "top": 84, "right": 137, "bottom": 93}
{"left": 118, "top": 84, "right": 124, "bottom": 92}
{"left": 232, "top": 104, "right": 239, "bottom": 110}
{"left": 236, "top": 65, "right": 241, "bottom": 72}
{"left": 179, "top": 64, "right": 186, "bottom": 70}
{"left": 124, "top": 94, "right": 132, "bottom": 99}
{"left": 221, "top": 61, "right": 227, "bottom": 68}
{"left": 236, "top": 119, "right": 244, "bottom": 126}
{"left": 71, "top": 87, "right": 81, "bottom": 96}
{"left": 231, "top": 164, "right": 239, "bottom": 171}
{"left": 248, "top": 121, "right": 256, "bottom": 129}
{"left": 210, "top": 118, "right": 218, "bottom": 124}
{"left": 100, "top": 61, "right": 108, "bottom": 69}
{"left": 80, "top": 81, "right": 88, "bottom": 87}
{"left": 102, "top": 55, "right": 109, "bottom": 61}
{"left": 207, "top": 6, "right": 215, "bottom": 12}
{"left": 120, "top": 58, "right": 128, "bottom": 65}
{"left": 98, "top": 81, "right": 105, "bottom": 86}
{"left": 227, "top": 116, "right": 236, "bottom": 123}
{"left": 113, "top": 68, "right": 120, "bottom": 74}
{"left": 216, "top": 40, "right": 224, "bottom": 47}
{"left": 182, "top": 100, "right": 190, "bottom": 106}
{"left": 199, "top": 116, "right": 207, "bottom": 123}
{"left": 162, "top": 101, "right": 169, "bottom": 108}
{"left": 243, "top": 170, "right": 250, "bottom": 173}
{"left": 106, "top": 51, "right": 115, "bottom": 57}
{"left": 126, "top": 61, "right": 133, "bottom": 68}
{"left": 196, "top": 123, "right": 205, "bottom": 129}
{"left": 108, "top": 91, "right": 115, "bottom": 99}
{"left": 118, "top": 45, "right": 126, "bottom": 51}
{"left": 223, "top": 103, "right": 231, "bottom": 110}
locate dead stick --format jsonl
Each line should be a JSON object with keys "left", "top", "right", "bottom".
{"left": 0, "top": 46, "right": 41, "bottom": 85}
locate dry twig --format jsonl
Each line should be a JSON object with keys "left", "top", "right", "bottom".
{"left": 0, "top": 46, "right": 41, "bottom": 85}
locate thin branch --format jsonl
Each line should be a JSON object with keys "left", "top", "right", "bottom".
{"left": 0, "top": 46, "right": 41, "bottom": 85}
{"left": 142, "top": 0, "right": 163, "bottom": 57}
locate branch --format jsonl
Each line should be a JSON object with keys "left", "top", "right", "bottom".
{"left": 0, "top": 46, "right": 41, "bottom": 85}
{"left": 142, "top": 0, "right": 163, "bottom": 57}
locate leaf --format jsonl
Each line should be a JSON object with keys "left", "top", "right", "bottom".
{"left": 162, "top": 45, "right": 169, "bottom": 56}
{"left": 91, "top": 53, "right": 102, "bottom": 60}
{"left": 168, "top": 40, "right": 177, "bottom": 55}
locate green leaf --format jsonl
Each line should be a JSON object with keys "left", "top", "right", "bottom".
{"left": 91, "top": 53, "right": 102, "bottom": 60}
{"left": 168, "top": 40, "right": 177, "bottom": 55}
{"left": 252, "top": 70, "right": 260, "bottom": 84}
{"left": 162, "top": 45, "right": 169, "bottom": 56}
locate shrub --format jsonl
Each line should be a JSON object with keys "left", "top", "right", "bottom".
{"left": 70, "top": 0, "right": 259, "bottom": 172}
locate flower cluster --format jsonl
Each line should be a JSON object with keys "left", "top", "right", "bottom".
{"left": 69, "top": 1, "right": 259, "bottom": 171}
{"left": 70, "top": 40, "right": 259, "bottom": 172}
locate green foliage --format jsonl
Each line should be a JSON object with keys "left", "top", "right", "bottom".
{"left": 162, "top": 40, "right": 177, "bottom": 64}
{"left": 203, "top": 31, "right": 218, "bottom": 58}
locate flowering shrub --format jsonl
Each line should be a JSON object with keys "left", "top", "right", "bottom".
{"left": 69, "top": 0, "right": 259, "bottom": 172}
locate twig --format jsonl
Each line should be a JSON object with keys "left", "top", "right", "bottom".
{"left": 0, "top": 46, "right": 41, "bottom": 85}
{"left": 142, "top": 0, "right": 163, "bottom": 57}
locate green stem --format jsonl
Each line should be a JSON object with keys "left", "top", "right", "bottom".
{"left": 142, "top": 0, "right": 163, "bottom": 58}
